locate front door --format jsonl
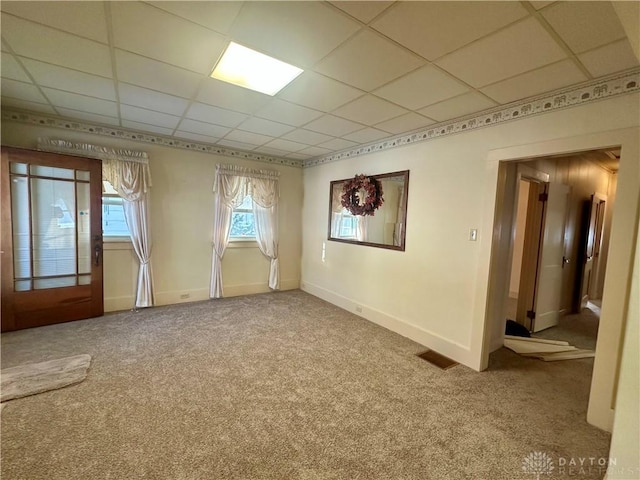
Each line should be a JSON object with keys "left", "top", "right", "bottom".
{"left": 1, "top": 147, "right": 103, "bottom": 331}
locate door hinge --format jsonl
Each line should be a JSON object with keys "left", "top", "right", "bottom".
{"left": 527, "top": 310, "right": 536, "bottom": 319}
{"left": 538, "top": 193, "right": 548, "bottom": 202}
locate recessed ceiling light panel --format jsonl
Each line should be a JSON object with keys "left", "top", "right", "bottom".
{"left": 211, "top": 42, "right": 303, "bottom": 96}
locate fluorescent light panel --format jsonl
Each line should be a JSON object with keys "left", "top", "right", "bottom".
{"left": 211, "top": 42, "right": 303, "bottom": 96}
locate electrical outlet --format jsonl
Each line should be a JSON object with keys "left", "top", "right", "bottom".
{"left": 180, "top": 293, "right": 190, "bottom": 299}
{"left": 355, "top": 305, "right": 362, "bottom": 313}
{"left": 469, "top": 229, "right": 478, "bottom": 241}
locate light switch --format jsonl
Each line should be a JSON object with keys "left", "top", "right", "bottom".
{"left": 469, "top": 229, "right": 478, "bottom": 241}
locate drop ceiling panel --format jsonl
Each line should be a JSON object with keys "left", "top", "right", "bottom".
{"left": 373, "top": 65, "right": 470, "bottom": 110}
{"left": 56, "top": 108, "right": 120, "bottom": 127}
{"left": 121, "top": 120, "right": 174, "bottom": 136}
{"left": 175, "top": 131, "right": 221, "bottom": 144}
{"left": 281, "top": 129, "right": 334, "bottom": 146}
{"left": 223, "top": 130, "right": 274, "bottom": 146}
{"left": 298, "top": 145, "right": 333, "bottom": 157}
{"left": 115, "top": 50, "right": 202, "bottom": 98}
{"left": 578, "top": 40, "right": 640, "bottom": 78}
{"left": 148, "top": 1, "right": 242, "bottom": 35}
{"left": 20, "top": 58, "right": 116, "bottom": 100}
{"left": 237, "top": 117, "right": 295, "bottom": 137}
{"left": 343, "top": 127, "right": 391, "bottom": 144}
{"left": 304, "top": 114, "right": 365, "bottom": 137}
{"left": 118, "top": 83, "right": 189, "bottom": 117}
{"left": 329, "top": 1, "right": 394, "bottom": 24}
{"left": 111, "top": 2, "right": 225, "bottom": 75}
{"left": 184, "top": 103, "right": 248, "bottom": 129}
{"left": 436, "top": 17, "right": 567, "bottom": 88}
{"left": 263, "top": 138, "right": 308, "bottom": 152}
{"left": 230, "top": 1, "right": 361, "bottom": 68}
{"left": 197, "top": 78, "right": 271, "bottom": 115}
{"left": 315, "top": 29, "right": 424, "bottom": 91}
{"left": 530, "top": 1, "right": 555, "bottom": 10}
{"left": 1, "top": 78, "right": 47, "bottom": 104}
{"left": 332, "top": 95, "right": 407, "bottom": 125}
{"left": 541, "top": 2, "right": 626, "bottom": 54}
{"left": 375, "top": 112, "right": 436, "bottom": 135}
{"left": 1, "top": 53, "right": 31, "bottom": 82}
{"left": 1, "top": 97, "right": 55, "bottom": 115}
{"left": 177, "top": 119, "right": 231, "bottom": 138}
{"left": 480, "top": 60, "right": 587, "bottom": 104}
{"left": 417, "top": 92, "right": 498, "bottom": 122}
{"left": 42, "top": 88, "right": 118, "bottom": 117}
{"left": 217, "top": 139, "right": 258, "bottom": 151}
{"left": 0, "top": 1, "right": 109, "bottom": 43}
{"left": 255, "top": 99, "right": 324, "bottom": 127}
{"left": 317, "top": 138, "right": 358, "bottom": 151}
{"left": 371, "top": 1, "right": 528, "bottom": 61}
{"left": 1, "top": 16, "right": 112, "bottom": 77}
{"left": 277, "top": 71, "right": 364, "bottom": 112}
{"left": 120, "top": 104, "right": 181, "bottom": 129}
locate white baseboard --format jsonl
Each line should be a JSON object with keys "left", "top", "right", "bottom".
{"left": 301, "top": 280, "right": 475, "bottom": 370}
{"left": 149, "top": 279, "right": 300, "bottom": 307}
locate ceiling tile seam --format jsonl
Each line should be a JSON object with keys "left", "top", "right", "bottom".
{"left": 142, "top": 1, "right": 239, "bottom": 38}
{"left": 0, "top": 108, "right": 303, "bottom": 168}
{"left": 113, "top": 46, "right": 210, "bottom": 77}
{"left": 0, "top": 12, "right": 110, "bottom": 46}
{"left": 101, "top": 2, "right": 121, "bottom": 125}
{"left": 170, "top": 76, "right": 214, "bottom": 138}
{"left": 0, "top": 43, "right": 63, "bottom": 118}
{"left": 7, "top": 55, "right": 115, "bottom": 83}
{"left": 424, "top": 11, "right": 533, "bottom": 65}
{"left": 324, "top": 1, "right": 389, "bottom": 27}
{"left": 577, "top": 37, "right": 637, "bottom": 58}
{"left": 520, "top": 1, "right": 593, "bottom": 80}
{"left": 476, "top": 57, "right": 587, "bottom": 94}
{"left": 303, "top": 68, "right": 640, "bottom": 168}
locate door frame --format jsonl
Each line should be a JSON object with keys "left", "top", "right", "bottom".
{"left": 475, "top": 128, "right": 639, "bottom": 433}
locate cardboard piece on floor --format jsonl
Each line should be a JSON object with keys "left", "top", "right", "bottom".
{"left": 535, "top": 349, "right": 596, "bottom": 361}
{"left": 504, "top": 338, "right": 577, "bottom": 355}
{"left": 504, "top": 335, "right": 570, "bottom": 346}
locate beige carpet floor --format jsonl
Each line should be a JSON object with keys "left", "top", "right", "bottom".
{"left": 1, "top": 290, "right": 610, "bottom": 479}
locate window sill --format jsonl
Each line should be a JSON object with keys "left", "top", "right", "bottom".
{"left": 227, "top": 239, "right": 259, "bottom": 249}
{"left": 104, "top": 237, "right": 132, "bottom": 251}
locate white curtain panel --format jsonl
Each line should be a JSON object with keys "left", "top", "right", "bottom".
{"left": 210, "top": 170, "right": 245, "bottom": 298}
{"left": 211, "top": 164, "right": 280, "bottom": 298}
{"left": 36, "top": 138, "right": 155, "bottom": 308}
{"left": 123, "top": 195, "right": 154, "bottom": 307}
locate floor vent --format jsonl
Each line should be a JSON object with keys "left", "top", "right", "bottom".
{"left": 417, "top": 350, "right": 458, "bottom": 370}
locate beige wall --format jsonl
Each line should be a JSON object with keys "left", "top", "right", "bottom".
{"left": 301, "top": 93, "right": 639, "bottom": 433}
{"left": 1, "top": 123, "right": 303, "bottom": 311}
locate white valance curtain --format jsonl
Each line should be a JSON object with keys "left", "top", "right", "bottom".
{"left": 210, "top": 164, "right": 280, "bottom": 298}
{"left": 37, "top": 138, "right": 155, "bottom": 308}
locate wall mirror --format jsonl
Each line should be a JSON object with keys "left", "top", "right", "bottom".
{"left": 328, "top": 170, "right": 409, "bottom": 251}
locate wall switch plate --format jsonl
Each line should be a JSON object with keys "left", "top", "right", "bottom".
{"left": 469, "top": 229, "right": 478, "bottom": 241}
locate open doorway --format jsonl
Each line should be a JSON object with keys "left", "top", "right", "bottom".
{"left": 496, "top": 148, "right": 619, "bottom": 352}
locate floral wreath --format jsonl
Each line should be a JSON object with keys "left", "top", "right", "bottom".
{"left": 340, "top": 174, "right": 384, "bottom": 216}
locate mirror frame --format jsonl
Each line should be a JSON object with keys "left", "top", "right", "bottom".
{"left": 327, "top": 170, "right": 409, "bottom": 251}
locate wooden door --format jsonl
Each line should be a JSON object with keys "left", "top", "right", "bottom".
{"left": 531, "top": 182, "right": 570, "bottom": 332}
{"left": 1, "top": 147, "right": 103, "bottom": 331}
{"left": 578, "top": 193, "right": 607, "bottom": 309}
